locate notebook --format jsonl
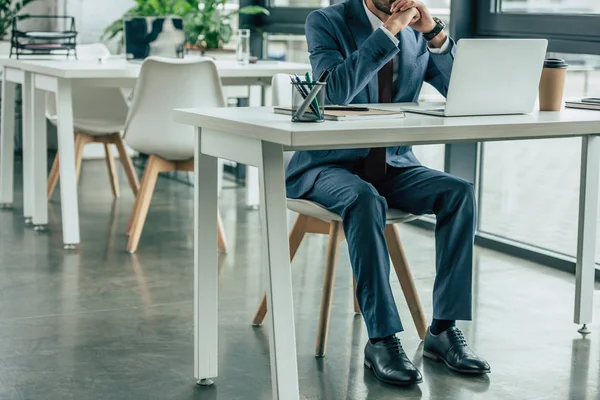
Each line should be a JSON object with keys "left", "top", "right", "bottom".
{"left": 565, "top": 100, "right": 600, "bottom": 111}
{"left": 274, "top": 106, "right": 406, "bottom": 121}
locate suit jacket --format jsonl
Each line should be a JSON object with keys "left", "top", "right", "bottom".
{"left": 286, "top": 0, "right": 456, "bottom": 199}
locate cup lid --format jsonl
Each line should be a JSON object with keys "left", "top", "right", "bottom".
{"left": 544, "top": 58, "right": 568, "bottom": 69}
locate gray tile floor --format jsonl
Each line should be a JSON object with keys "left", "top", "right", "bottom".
{"left": 1, "top": 160, "right": 600, "bottom": 400}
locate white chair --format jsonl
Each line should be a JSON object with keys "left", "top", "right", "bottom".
{"left": 252, "top": 74, "right": 427, "bottom": 357}
{"left": 47, "top": 43, "right": 139, "bottom": 199}
{"left": 124, "top": 57, "right": 228, "bottom": 254}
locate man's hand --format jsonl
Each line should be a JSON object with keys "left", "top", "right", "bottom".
{"left": 383, "top": 7, "right": 420, "bottom": 36}
{"left": 390, "top": 0, "right": 435, "bottom": 33}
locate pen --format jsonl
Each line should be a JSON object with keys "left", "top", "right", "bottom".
{"left": 305, "top": 72, "right": 313, "bottom": 89}
{"left": 317, "top": 70, "right": 330, "bottom": 83}
{"left": 305, "top": 72, "right": 323, "bottom": 119}
{"left": 294, "top": 75, "right": 310, "bottom": 97}
{"left": 325, "top": 106, "right": 369, "bottom": 111}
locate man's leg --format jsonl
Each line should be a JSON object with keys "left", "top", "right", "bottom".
{"left": 303, "top": 167, "right": 402, "bottom": 339}
{"left": 379, "top": 166, "right": 489, "bottom": 374}
{"left": 378, "top": 166, "right": 475, "bottom": 322}
{"left": 303, "top": 166, "right": 422, "bottom": 385}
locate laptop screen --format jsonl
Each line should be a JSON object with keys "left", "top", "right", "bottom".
{"left": 124, "top": 17, "right": 185, "bottom": 60}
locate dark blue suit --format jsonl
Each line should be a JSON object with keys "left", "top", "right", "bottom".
{"left": 287, "top": 0, "right": 475, "bottom": 339}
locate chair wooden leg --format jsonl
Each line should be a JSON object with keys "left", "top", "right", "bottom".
{"left": 114, "top": 133, "right": 140, "bottom": 196}
{"left": 384, "top": 224, "right": 428, "bottom": 340}
{"left": 252, "top": 214, "right": 309, "bottom": 326}
{"left": 74, "top": 133, "right": 90, "bottom": 184}
{"left": 352, "top": 276, "right": 361, "bottom": 314}
{"left": 126, "top": 155, "right": 150, "bottom": 235}
{"left": 126, "top": 155, "right": 171, "bottom": 253}
{"left": 217, "top": 211, "right": 228, "bottom": 253}
{"left": 104, "top": 144, "right": 120, "bottom": 198}
{"left": 47, "top": 152, "right": 60, "bottom": 199}
{"left": 315, "top": 221, "right": 342, "bottom": 357}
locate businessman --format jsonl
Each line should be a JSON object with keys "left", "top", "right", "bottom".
{"left": 286, "top": 0, "right": 490, "bottom": 386}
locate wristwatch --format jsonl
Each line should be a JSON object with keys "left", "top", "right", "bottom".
{"left": 423, "top": 17, "right": 446, "bottom": 41}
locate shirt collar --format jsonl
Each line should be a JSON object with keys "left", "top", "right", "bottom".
{"left": 362, "top": 0, "right": 385, "bottom": 32}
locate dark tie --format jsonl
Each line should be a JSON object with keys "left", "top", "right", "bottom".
{"left": 364, "top": 60, "right": 393, "bottom": 181}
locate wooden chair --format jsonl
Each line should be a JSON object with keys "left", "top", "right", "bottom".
{"left": 48, "top": 132, "right": 138, "bottom": 199}
{"left": 123, "top": 57, "right": 228, "bottom": 253}
{"left": 46, "top": 44, "right": 139, "bottom": 199}
{"left": 252, "top": 199, "right": 428, "bottom": 357}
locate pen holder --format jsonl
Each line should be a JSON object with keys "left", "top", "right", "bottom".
{"left": 291, "top": 82, "right": 326, "bottom": 122}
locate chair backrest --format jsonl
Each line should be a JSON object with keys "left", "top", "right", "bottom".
{"left": 46, "top": 43, "right": 129, "bottom": 130}
{"left": 124, "top": 56, "right": 226, "bottom": 161}
{"left": 271, "top": 74, "right": 295, "bottom": 168}
{"left": 271, "top": 73, "right": 293, "bottom": 108}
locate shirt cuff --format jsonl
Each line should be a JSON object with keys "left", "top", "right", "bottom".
{"left": 379, "top": 26, "right": 400, "bottom": 46}
{"left": 427, "top": 36, "right": 450, "bottom": 54}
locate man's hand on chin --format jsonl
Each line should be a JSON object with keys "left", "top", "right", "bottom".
{"left": 390, "top": 0, "right": 447, "bottom": 49}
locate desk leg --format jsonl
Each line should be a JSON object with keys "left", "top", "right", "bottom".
{"left": 575, "top": 135, "right": 600, "bottom": 334}
{"left": 55, "top": 78, "right": 80, "bottom": 248}
{"left": 261, "top": 84, "right": 268, "bottom": 108}
{"left": 246, "top": 166, "right": 260, "bottom": 209}
{"left": 22, "top": 72, "right": 34, "bottom": 223}
{"left": 0, "top": 72, "right": 16, "bottom": 208}
{"left": 243, "top": 83, "right": 269, "bottom": 210}
{"left": 194, "top": 127, "right": 218, "bottom": 385}
{"left": 259, "top": 141, "right": 300, "bottom": 400}
{"left": 31, "top": 83, "right": 48, "bottom": 230}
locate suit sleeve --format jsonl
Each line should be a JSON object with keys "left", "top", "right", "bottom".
{"left": 306, "top": 10, "right": 399, "bottom": 105}
{"left": 424, "top": 37, "right": 456, "bottom": 97}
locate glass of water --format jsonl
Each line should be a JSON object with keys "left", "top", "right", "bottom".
{"left": 236, "top": 29, "right": 251, "bottom": 65}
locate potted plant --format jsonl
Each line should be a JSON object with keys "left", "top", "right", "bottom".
{"left": 183, "top": 0, "right": 269, "bottom": 52}
{"left": 103, "top": 0, "right": 269, "bottom": 54}
{"left": 103, "top": 0, "right": 197, "bottom": 44}
{"left": 0, "top": 0, "right": 37, "bottom": 54}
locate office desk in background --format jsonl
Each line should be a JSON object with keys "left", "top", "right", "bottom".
{"left": 0, "top": 58, "right": 310, "bottom": 247}
{"left": 173, "top": 105, "right": 600, "bottom": 400}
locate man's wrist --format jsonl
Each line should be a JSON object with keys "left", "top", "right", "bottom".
{"left": 383, "top": 22, "right": 404, "bottom": 36}
{"left": 428, "top": 30, "right": 447, "bottom": 49}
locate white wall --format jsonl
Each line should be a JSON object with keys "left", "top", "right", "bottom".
{"left": 64, "top": 0, "right": 135, "bottom": 52}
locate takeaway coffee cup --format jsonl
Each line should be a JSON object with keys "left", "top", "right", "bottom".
{"left": 539, "top": 58, "right": 568, "bottom": 111}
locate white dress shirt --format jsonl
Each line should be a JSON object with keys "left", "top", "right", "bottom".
{"left": 362, "top": 0, "right": 450, "bottom": 83}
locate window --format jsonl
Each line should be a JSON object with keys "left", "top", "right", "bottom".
{"left": 476, "top": 0, "right": 600, "bottom": 56}
{"left": 498, "top": 0, "right": 600, "bottom": 14}
{"left": 479, "top": 53, "right": 600, "bottom": 260}
{"left": 266, "top": 34, "right": 309, "bottom": 63}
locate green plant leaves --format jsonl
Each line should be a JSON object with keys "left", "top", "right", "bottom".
{"left": 0, "top": 0, "right": 39, "bottom": 38}
{"left": 237, "top": 5, "right": 271, "bottom": 16}
{"left": 103, "top": 0, "right": 268, "bottom": 49}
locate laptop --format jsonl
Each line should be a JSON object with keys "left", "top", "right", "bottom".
{"left": 403, "top": 39, "right": 548, "bottom": 117}
{"left": 124, "top": 17, "right": 185, "bottom": 61}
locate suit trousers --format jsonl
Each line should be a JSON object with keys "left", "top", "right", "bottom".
{"left": 302, "top": 165, "right": 476, "bottom": 339}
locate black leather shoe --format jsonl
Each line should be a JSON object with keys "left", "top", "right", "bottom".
{"left": 423, "top": 326, "right": 491, "bottom": 374}
{"left": 364, "top": 336, "right": 423, "bottom": 386}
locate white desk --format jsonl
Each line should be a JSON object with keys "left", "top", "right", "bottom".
{"left": 173, "top": 105, "right": 600, "bottom": 399}
{"left": 0, "top": 58, "right": 310, "bottom": 247}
